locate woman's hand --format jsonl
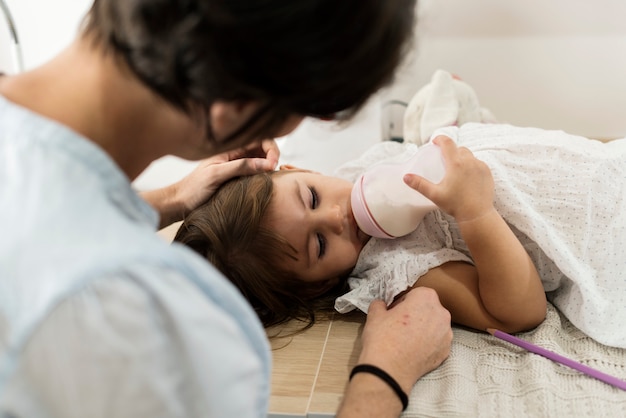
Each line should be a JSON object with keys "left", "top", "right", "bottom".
{"left": 359, "top": 288, "right": 452, "bottom": 392}
{"left": 403, "top": 135, "right": 495, "bottom": 222}
{"left": 142, "top": 139, "right": 280, "bottom": 229}
{"left": 174, "top": 139, "right": 279, "bottom": 214}
{"left": 338, "top": 288, "right": 452, "bottom": 418}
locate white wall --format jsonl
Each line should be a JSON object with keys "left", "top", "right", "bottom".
{"left": 0, "top": 0, "right": 91, "bottom": 73}
{"left": 387, "top": 0, "right": 626, "bottom": 140}
{"left": 2, "top": 0, "right": 626, "bottom": 189}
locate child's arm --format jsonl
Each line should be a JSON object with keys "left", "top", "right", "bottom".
{"left": 401, "top": 136, "right": 546, "bottom": 333}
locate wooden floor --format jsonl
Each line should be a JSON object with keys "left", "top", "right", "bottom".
{"left": 267, "top": 312, "right": 364, "bottom": 418}
{"left": 158, "top": 222, "right": 365, "bottom": 418}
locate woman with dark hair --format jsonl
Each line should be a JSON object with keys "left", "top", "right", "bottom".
{"left": 0, "top": 1, "right": 452, "bottom": 417}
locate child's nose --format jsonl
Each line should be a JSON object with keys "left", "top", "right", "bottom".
{"left": 323, "top": 204, "right": 344, "bottom": 235}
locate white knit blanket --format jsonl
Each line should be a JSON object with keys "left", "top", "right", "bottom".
{"left": 405, "top": 303, "right": 626, "bottom": 417}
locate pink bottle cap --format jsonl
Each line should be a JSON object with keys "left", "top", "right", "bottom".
{"left": 351, "top": 175, "right": 394, "bottom": 239}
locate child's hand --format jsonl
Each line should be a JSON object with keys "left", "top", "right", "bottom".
{"left": 403, "top": 135, "right": 495, "bottom": 222}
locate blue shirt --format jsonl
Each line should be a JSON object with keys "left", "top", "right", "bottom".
{"left": 0, "top": 95, "right": 271, "bottom": 417}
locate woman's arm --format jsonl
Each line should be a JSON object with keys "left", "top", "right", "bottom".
{"left": 402, "top": 136, "right": 546, "bottom": 333}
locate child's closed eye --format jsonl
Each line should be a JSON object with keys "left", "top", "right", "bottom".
{"left": 309, "top": 186, "right": 319, "bottom": 209}
{"left": 317, "top": 233, "right": 326, "bottom": 258}
{"left": 309, "top": 186, "right": 326, "bottom": 258}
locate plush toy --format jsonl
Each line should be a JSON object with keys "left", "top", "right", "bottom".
{"left": 402, "top": 69, "right": 497, "bottom": 145}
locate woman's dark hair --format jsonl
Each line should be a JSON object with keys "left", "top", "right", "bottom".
{"left": 173, "top": 171, "right": 348, "bottom": 329}
{"left": 82, "top": 0, "right": 417, "bottom": 146}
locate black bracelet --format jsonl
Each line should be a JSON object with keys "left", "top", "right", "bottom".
{"left": 349, "top": 364, "right": 409, "bottom": 411}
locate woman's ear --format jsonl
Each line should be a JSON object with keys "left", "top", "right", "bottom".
{"left": 210, "top": 100, "right": 260, "bottom": 143}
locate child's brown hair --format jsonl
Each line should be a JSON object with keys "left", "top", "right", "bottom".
{"left": 174, "top": 171, "right": 348, "bottom": 329}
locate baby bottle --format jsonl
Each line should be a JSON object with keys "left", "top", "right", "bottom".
{"left": 351, "top": 143, "right": 446, "bottom": 239}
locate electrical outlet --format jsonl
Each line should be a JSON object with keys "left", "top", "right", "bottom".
{"left": 381, "top": 100, "right": 408, "bottom": 142}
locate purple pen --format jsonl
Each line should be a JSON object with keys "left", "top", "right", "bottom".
{"left": 487, "top": 328, "right": 626, "bottom": 391}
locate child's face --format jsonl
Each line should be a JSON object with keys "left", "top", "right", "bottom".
{"left": 266, "top": 170, "right": 371, "bottom": 285}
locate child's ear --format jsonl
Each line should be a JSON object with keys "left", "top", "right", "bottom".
{"left": 278, "top": 164, "right": 319, "bottom": 174}
{"left": 278, "top": 164, "right": 300, "bottom": 171}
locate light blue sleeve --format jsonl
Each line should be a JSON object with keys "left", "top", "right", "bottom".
{"left": 0, "top": 268, "right": 268, "bottom": 418}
